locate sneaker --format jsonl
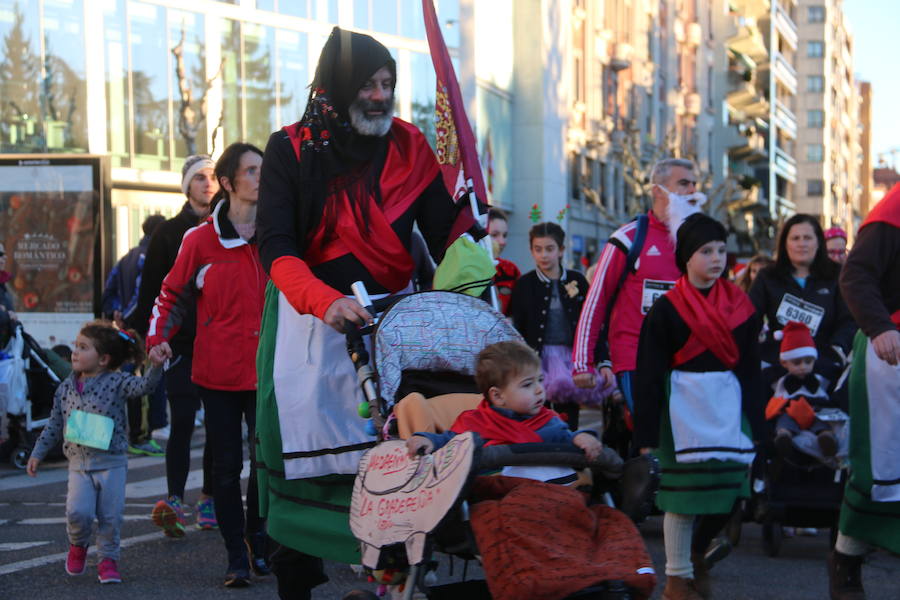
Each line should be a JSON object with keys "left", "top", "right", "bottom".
{"left": 97, "top": 558, "right": 122, "bottom": 584}
{"left": 774, "top": 430, "right": 793, "bottom": 457}
{"left": 818, "top": 430, "right": 838, "bottom": 457}
{"left": 128, "top": 440, "right": 164, "bottom": 457}
{"left": 65, "top": 544, "right": 88, "bottom": 576}
{"left": 152, "top": 425, "right": 171, "bottom": 441}
{"left": 195, "top": 496, "right": 218, "bottom": 530}
{"left": 224, "top": 567, "right": 251, "bottom": 588}
{"left": 245, "top": 531, "right": 270, "bottom": 576}
{"left": 151, "top": 496, "right": 186, "bottom": 538}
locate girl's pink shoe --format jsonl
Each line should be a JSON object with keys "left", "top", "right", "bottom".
{"left": 97, "top": 558, "right": 122, "bottom": 584}
{"left": 65, "top": 544, "right": 87, "bottom": 576}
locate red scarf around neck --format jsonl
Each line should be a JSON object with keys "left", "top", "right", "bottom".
{"left": 666, "top": 276, "right": 756, "bottom": 368}
{"left": 288, "top": 119, "right": 439, "bottom": 293}
{"left": 450, "top": 399, "right": 557, "bottom": 447}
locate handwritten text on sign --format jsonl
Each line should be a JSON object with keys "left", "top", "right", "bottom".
{"left": 350, "top": 432, "right": 476, "bottom": 567}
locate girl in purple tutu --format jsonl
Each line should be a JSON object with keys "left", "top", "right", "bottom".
{"left": 510, "top": 222, "right": 616, "bottom": 429}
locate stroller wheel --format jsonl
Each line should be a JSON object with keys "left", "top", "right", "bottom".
{"left": 761, "top": 517, "right": 782, "bottom": 557}
{"left": 12, "top": 447, "right": 28, "bottom": 470}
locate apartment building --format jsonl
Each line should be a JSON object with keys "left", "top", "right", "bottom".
{"left": 795, "top": 0, "right": 861, "bottom": 238}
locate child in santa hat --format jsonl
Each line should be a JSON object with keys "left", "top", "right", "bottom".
{"left": 766, "top": 320, "right": 838, "bottom": 457}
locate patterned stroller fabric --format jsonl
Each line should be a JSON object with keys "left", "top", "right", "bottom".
{"left": 375, "top": 291, "right": 523, "bottom": 406}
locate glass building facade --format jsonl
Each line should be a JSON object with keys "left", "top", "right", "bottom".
{"left": 0, "top": 0, "right": 459, "bottom": 256}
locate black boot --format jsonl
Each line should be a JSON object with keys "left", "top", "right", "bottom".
{"left": 245, "top": 531, "right": 271, "bottom": 576}
{"left": 827, "top": 550, "right": 866, "bottom": 600}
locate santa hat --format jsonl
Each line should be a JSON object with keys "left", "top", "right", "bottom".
{"left": 775, "top": 321, "right": 817, "bottom": 361}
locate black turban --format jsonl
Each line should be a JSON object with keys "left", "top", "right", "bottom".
{"left": 675, "top": 213, "right": 728, "bottom": 273}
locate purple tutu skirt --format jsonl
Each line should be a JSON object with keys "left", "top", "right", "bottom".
{"left": 541, "top": 344, "right": 615, "bottom": 407}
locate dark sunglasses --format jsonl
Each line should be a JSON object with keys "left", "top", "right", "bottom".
{"left": 0, "top": 251, "right": 5, "bottom": 257}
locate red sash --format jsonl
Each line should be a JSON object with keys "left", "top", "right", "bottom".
{"left": 667, "top": 277, "right": 756, "bottom": 368}
{"left": 286, "top": 119, "right": 440, "bottom": 292}
{"left": 450, "top": 399, "right": 557, "bottom": 447}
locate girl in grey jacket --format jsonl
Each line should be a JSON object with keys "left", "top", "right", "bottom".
{"left": 27, "top": 320, "right": 170, "bottom": 584}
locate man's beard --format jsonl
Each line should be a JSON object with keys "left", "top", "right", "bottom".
{"left": 349, "top": 96, "right": 394, "bottom": 137}
{"left": 665, "top": 195, "right": 703, "bottom": 243}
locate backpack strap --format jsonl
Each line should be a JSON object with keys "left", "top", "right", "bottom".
{"left": 599, "top": 214, "right": 649, "bottom": 355}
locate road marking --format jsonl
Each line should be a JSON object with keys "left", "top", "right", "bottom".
{"left": 0, "top": 542, "right": 51, "bottom": 551}
{"left": 0, "top": 529, "right": 192, "bottom": 576}
{"left": 0, "top": 449, "right": 203, "bottom": 493}
{"left": 125, "top": 459, "right": 249, "bottom": 498}
{"left": 16, "top": 514, "right": 147, "bottom": 526}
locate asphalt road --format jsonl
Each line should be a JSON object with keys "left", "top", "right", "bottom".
{"left": 1, "top": 442, "right": 898, "bottom": 600}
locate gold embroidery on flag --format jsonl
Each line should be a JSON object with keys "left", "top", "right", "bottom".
{"left": 434, "top": 84, "right": 459, "bottom": 166}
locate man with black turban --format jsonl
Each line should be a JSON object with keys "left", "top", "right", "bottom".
{"left": 255, "top": 27, "right": 458, "bottom": 597}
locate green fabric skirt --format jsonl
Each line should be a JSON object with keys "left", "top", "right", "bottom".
{"left": 653, "top": 383, "right": 751, "bottom": 515}
{"left": 838, "top": 330, "right": 900, "bottom": 553}
{"left": 256, "top": 281, "right": 360, "bottom": 563}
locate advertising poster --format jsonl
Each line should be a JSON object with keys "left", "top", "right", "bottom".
{"left": 0, "top": 157, "right": 110, "bottom": 348}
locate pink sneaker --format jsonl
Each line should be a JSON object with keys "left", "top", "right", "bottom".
{"left": 97, "top": 558, "right": 122, "bottom": 584}
{"left": 65, "top": 544, "right": 87, "bottom": 576}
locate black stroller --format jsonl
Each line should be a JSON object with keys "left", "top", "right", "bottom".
{"left": 346, "top": 288, "right": 660, "bottom": 600}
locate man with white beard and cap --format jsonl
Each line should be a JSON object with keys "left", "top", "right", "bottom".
{"left": 572, "top": 158, "right": 705, "bottom": 412}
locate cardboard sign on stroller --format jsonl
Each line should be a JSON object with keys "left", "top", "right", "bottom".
{"left": 350, "top": 432, "right": 476, "bottom": 567}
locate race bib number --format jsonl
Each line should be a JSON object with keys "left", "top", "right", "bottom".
{"left": 641, "top": 279, "right": 675, "bottom": 315}
{"left": 775, "top": 293, "right": 825, "bottom": 337}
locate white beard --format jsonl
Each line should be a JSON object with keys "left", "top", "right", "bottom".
{"left": 349, "top": 98, "right": 394, "bottom": 137}
{"left": 665, "top": 194, "right": 705, "bottom": 244}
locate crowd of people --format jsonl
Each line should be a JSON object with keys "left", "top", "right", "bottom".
{"left": 12, "top": 25, "right": 899, "bottom": 600}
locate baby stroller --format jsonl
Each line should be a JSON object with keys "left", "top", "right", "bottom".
{"left": 728, "top": 376, "right": 851, "bottom": 557}
{"left": 0, "top": 318, "right": 64, "bottom": 469}
{"left": 347, "top": 288, "right": 659, "bottom": 600}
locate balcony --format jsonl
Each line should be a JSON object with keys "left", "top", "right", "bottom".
{"left": 772, "top": 52, "right": 797, "bottom": 95}
{"left": 773, "top": 100, "right": 797, "bottom": 139}
{"left": 727, "top": 18, "right": 769, "bottom": 63}
{"left": 730, "top": 0, "right": 771, "bottom": 18}
{"left": 726, "top": 81, "right": 769, "bottom": 119}
{"left": 774, "top": 146, "right": 797, "bottom": 183}
{"left": 774, "top": 3, "right": 798, "bottom": 50}
{"left": 726, "top": 123, "right": 768, "bottom": 161}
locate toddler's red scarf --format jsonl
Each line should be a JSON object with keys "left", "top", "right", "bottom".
{"left": 666, "top": 277, "right": 756, "bottom": 368}
{"left": 450, "top": 399, "right": 556, "bottom": 446}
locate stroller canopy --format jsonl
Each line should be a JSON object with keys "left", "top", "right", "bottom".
{"left": 375, "top": 291, "right": 523, "bottom": 406}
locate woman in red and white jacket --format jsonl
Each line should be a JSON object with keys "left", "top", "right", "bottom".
{"left": 148, "top": 142, "right": 270, "bottom": 588}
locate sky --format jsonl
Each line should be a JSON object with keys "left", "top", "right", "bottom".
{"left": 843, "top": 0, "right": 900, "bottom": 170}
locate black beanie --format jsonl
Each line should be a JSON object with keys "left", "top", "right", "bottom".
{"left": 312, "top": 27, "right": 396, "bottom": 118}
{"left": 675, "top": 213, "right": 728, "bottom": 273}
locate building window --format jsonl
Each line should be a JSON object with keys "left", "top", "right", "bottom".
{"left": 807, "top": 109, "right": 824, "bottom": 128}
{"left": 807, "top": 75, "right": 824, "bottom": 92}
{"left": 807, "top": 144, "right": 824, "bottom": 162}
{"left": 807, "top": 179, "right": 824, "bottom": 196}
{"left": 807, "top": 41, "right": 824, "bottom": 58}
{"left": 410, "top": 51, "right": 436, "bottom": 147}
{"left": 808, "top": 6, "right": 825, "bottom": 23}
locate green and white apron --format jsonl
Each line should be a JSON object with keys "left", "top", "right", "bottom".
{"left": 839, "top": 330, "right": 900, "bottom": 553}
{"left": 654, "top": 369, "right": 754, "bottom": 515}
{"left": 256, "top": 282, "right": 375, "bottom": 562}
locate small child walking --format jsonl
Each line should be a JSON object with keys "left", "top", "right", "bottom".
{"left": 510, "top": 222, "right": 613, "bottom": 429}
{"left": 766, "top": 320, "right": 839, "bottom": 458}
{"left": 633, "top": 214, "right": 765, "bottom": 600}
{"left": 27, "top": 320, "right": 170, "bottom": 584}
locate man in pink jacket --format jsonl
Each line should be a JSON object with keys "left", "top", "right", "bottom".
{"left": 572, "top": 158, "right": 704, "bottom": 410}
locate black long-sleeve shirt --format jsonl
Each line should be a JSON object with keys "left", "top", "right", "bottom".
{"left": 632, "top": 294, "right": 764, "bottom": 449}
{"left": 256, "top": 128, "right": 458, "bottom": 296}
{"left": 840, "top": 222, "right": 900, "bottom": 338}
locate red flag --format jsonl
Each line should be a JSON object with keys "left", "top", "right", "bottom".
{"left": 422, "top": 0, "right": 485, "bottom": 242}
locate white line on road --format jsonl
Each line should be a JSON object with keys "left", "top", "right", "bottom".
{"left": 16, "top": 514, "right": 148, "bottom": 526}
{"left": 0, "top": 529, "right": 192, "bottom": 577}
{"left": 0, "top": 542, "right": 51, "bottom": 551}
{"left": 0, "top": 449, "right": 203, "bottom": 493}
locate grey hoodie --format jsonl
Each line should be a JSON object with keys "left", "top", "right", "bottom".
{"left": 31, "top": 365, "right": 162, "bottom": 471}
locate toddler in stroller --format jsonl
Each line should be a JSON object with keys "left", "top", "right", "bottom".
{"left": 349, "top": 291, "right": 657, "bottom": 600}
{"left": 766, "top": 321, "right": 846, "bottom": 462}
